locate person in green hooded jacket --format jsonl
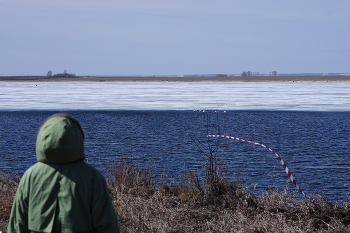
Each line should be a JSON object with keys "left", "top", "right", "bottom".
{"left": 8, "top": 113, "right": 120, "bottom": 233}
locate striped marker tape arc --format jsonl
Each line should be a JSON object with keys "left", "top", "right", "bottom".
{"left": 207, "top": 134, "right": 315, "bottom": 203}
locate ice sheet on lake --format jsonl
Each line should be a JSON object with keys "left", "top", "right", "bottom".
{"left": 1, "top": 81, "right": 350, "bottom": 111}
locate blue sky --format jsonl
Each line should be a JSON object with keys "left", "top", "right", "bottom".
{"left": 1, "top": 0, "right": 349, "bottom": 76}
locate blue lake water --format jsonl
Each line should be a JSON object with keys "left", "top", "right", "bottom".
{"left": 0, "top": 82, "right": 349, "bottom": 201}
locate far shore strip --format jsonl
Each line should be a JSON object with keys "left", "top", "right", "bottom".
{"left": 1, "top": 75, "right": 350, "bottom": 82}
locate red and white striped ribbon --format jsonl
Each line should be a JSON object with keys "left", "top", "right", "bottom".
{"left": 207, "top": 134, "right": 315, "bottom": 203}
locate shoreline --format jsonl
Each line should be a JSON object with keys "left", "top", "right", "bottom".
{"left": 1, "top": 75, "right": 350, "bottom": 82}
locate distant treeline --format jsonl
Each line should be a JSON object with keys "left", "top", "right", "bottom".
{"left": 47, "top": 70, "right": 76, "bottom": 78}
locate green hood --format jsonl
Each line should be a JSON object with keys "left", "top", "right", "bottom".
{"left": 36, "top": 116, "right": 85, "bottom": 163}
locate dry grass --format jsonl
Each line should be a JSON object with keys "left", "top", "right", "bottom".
{"left": 107, "top": 159, "right": 350, "bottom": 233}
{"left": 1, "top": 160, "right": 349, "bottom": 232}
{"left": 0, "top": 173, "right": 19, "bottom": 231}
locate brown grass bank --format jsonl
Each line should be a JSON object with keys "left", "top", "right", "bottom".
{"left": 1, "top": 75, "right": 350, "bottom": 82}
{"left": 1, "top": 160, "right": 349, "bottom": 232}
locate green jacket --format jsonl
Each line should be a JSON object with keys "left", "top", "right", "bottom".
{"left": 8, "top": 116, "right": 120, "bottom": 233}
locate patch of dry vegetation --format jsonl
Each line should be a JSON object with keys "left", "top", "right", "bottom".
{"left": 107, "top": 159, "right": 350, "bottom": 232}
{"left": 0, "top": 173, "right": 19, "bottom": 231}
{"left": 1, "top": 160, "right": 349, "bottom": 232}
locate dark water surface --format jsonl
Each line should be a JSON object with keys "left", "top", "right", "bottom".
{"left": 0, "top": 110, "right": 349, "bottom": 201}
